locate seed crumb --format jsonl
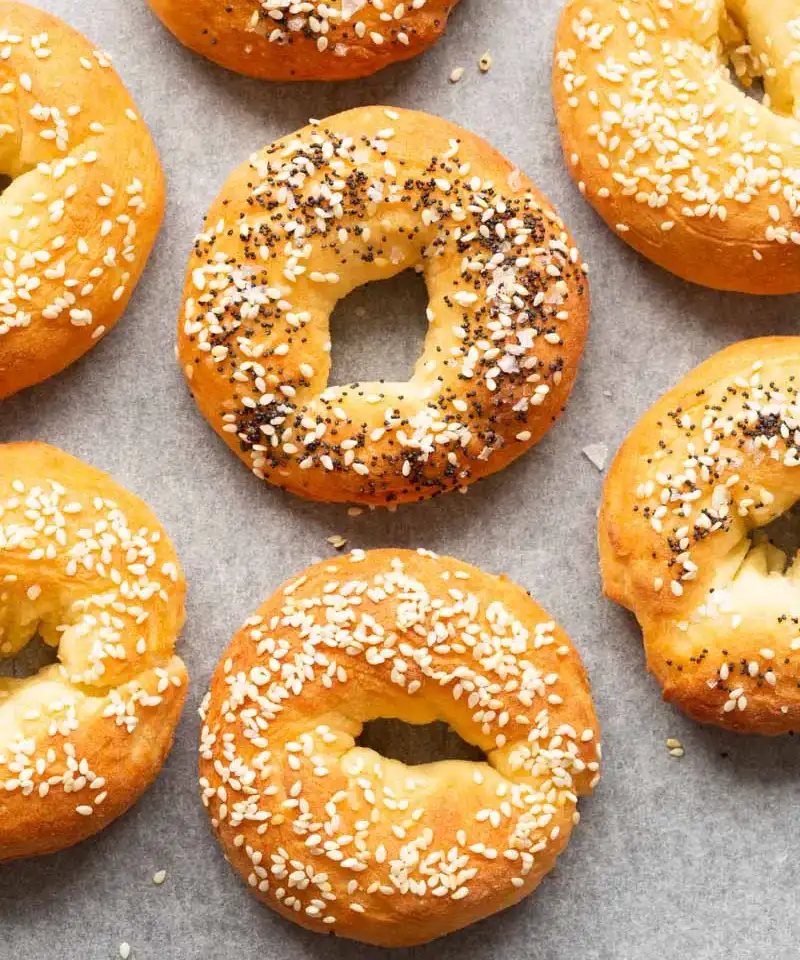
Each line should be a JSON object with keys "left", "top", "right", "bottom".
{"left": 450, "top": 66, "right": 465, "bottom": 83}
{"left": 479, "top": 52, "right": 493, "bottom": 73}
{"left": 152, "top": 869, "right": 167, "bottom": 885}
{"left": 666, "top": 738, "right": 684, "bottom": 758}
{"left": 119, "top": 944, "right": 131, "bottom": 960}
{"left": 347, "top": 507, "right": 363, "bottom": 517}
{"left": 582, "top": 443, "right": 608, "bottom": 471}
{"left": 326, "top": 534, "right": 347, "bottom": 550}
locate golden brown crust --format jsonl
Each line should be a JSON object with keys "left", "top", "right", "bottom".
{"left": 553, "top": 0, "right": 800, "bottom": 294}
{"left": 146, "top": 0, "right": 460, "bottom": 81}
{"left": 599, "top": 338, "right": 800, "bottom": 735}
{"left": 0, "top": 443, "right": 187, "bottom": 861}
{"left": 199, "top": 548, "right": 600, "bottom": 947}
{"left": 0, "top": 2, "right": 165, "bottom": 399}
{"left": 177, "top": 106, "right": 590, "bottom": 506}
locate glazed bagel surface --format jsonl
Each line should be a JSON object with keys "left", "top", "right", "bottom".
{"left": 0, "top": 1, "right": 165, "bottom": 399}
{"left": 146, "top": 0, "right": 460, "bottom": 81}
{"left": 554, "top": 0, "right": 800, "bottom": 294}
{"left": 600, "top": 338, "right": 800, "bottom": 735}
{"left": 199, "top": 549, "right": 600, "bottom": 946}
{"left": 177, "top": 106, "right": 590, "bottom": 506}
{"left": 0, "top": 443, "right": 187, "bottom": 861}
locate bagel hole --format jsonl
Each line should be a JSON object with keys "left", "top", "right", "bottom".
{"left": 750, "top": 505, "right": 800, "bottom": 570}
{"left": 327, "top": 269, "right": 429, "bottom": 387}
{"left": 726, "top": 64, "right": 767, "bottom": 105}
{"left": 356, "top": 718, "right": 486, "bottom": 766}
{"left": 0, "top": 631, "right": 58, "bottom": 680}
{"left": 720, "top": 5, "right": 770, "bottom": 109}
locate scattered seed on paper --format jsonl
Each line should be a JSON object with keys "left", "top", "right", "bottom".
{"left": 583, "top": 443, "right": 608, "bottom": 471}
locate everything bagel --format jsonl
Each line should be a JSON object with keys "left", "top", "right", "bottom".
{"left": 0, "top": 1, "right": 165, "bottom": 399}
{"left": 177, "top": 107, "right": 590, "bottom": 506}
{"left": 199, "top": 549, "right": 600, "bottom": 946}
{"left": 600, "top": 338, "right": 800, "bottom": 735}
{"left": 0, "top": 443, "right": 187, "bottom": 861}
{"left": 554, "top": 0, "right": 800, "bottom": 294}
{"left": 146, "top": 0, "right": 461, "bottom": 81}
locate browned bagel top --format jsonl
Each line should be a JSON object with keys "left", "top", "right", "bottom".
{"left": 200, "top": 549, "right": 600, "bottom": 946}
{"left": 553, "top": 0, "right": 800, "bottom": 293}
{"left": 0, "top": 443, "right": 187, "bottom": 861}
{"left": 600, "top": 338, "right": 800, "bottom": 734}
{"left": 0, "top": 1, "right": 165, "bottom": 398}
{"left": 177, "top": 107, "right": 590, "bottom": 506}
{"left": 146, "top": 0, "right": 461, "bottom": 81}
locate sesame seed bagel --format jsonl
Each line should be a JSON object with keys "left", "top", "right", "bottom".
{"left": 146, "top": 0, "right": 460, "bottom": 81}
{"left": 0, "top": 1, "right": 165, "bottom": 399}
{"left": 199, "top": 548, "right": 600, "bottom": 947}
{"left": 599, "top": 338, "right": 800, "bottom": 735}
{"left": 0, "top": 443, "right": 187, "bottom": 862}
{"left": 554, "top": 0, "right": 800, "bottom": 294}
{"left": 177, "top": 107, "right": 590, "bottom": 506}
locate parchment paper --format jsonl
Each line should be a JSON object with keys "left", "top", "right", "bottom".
{"left": 2, "top": 1, "right": 799, "bottom": 958}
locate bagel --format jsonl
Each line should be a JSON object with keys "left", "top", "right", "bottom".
{"left": 0, "top": 443, "right": 187, "bottom": 861}
{"left": 177, "top": 106, "right": 590, "bottom": 506}
{"left": 146, "top": 0, "right": 460, "bottom": 81}
{"left": 199, "top": 548, "right": 600, "bottom": 947}
{"left": 0, "top": 1, "right": 165, "bottom": 399}
{"left": 599, "top": 337, "right": 800, "bottom": 736}
{"left": 553, "top": 0, "right": 800, "bottom": 294}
